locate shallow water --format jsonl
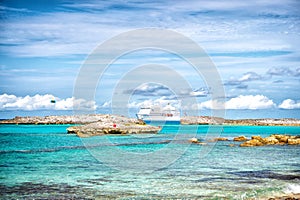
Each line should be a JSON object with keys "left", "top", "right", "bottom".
{"left": 0, "top": 124, "right": 299, "bottom": 199}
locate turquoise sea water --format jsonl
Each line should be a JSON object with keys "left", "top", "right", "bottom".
{"left": 0, "top": 124, "right": 299, "bottom": 199}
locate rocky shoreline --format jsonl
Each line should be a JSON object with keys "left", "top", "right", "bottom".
{"left": 1, "top": 115, "right": 300, "bottom": 126}
{"left": 189, "top": 134, "right": 300, "bottom": 146}
{"left": 1, "top": 115, "right": 300, "bottom": 138}
{"left": 181, "top": 116, "right": 300, "bottom": 126}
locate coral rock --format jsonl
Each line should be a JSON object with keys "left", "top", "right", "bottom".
{"left": 251, "top": 135, "right": 263, "bottom": 141}
{"left": 233, "top": 136, "right": 248, "bottom": 141}
{"left": 288, "top": 138, "right": 300, "bottom": 145}
{"left": 240, "top": 134, "right": 300, "bottom": 147}
{"left": 189, "top": 138, "right": 199, "bottom": 143}
{"left": 263, "top": 137, "right": 279, "bottom": 145}
{"left": 214, "top": 137, "right": 229, "bottom": 141}
{"left": 240, "top": 139, "right": 264, "bottom": 147}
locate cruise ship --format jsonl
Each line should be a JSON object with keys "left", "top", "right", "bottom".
{"left": 136, "top": 104, "right": 180, "bottom": 124}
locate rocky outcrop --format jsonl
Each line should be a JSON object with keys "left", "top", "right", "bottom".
{"left": 188, "top": 138, "right": 207, "bottom": 145}
{"left": 66, "top": 115, "right": 161, "bottom": 137}
{"left": 240, "top": 139, "right": 264, "bottom": 147}
{"left": 233, "top": 136, "right": 248, "bottom": 141}
{"left": 240, "top": 134, "right": 300, "bottom": 147}
{"left": 251, "top": 135, "right": 263, "bottom": 141}
{"left": 189, "top": 137, "right": 199, "bottom": 143}
{"left": 288, "top": 138, "right": 300, "bottom": 145}
{"left": 213, "top": 137, "right": 229, "bottom": 141}
{"left": 67, "top": 122, "right": 161, "bottom": 137}
{"left": 263, "top": 136, "right": 280, "bottom": 145}
{"left": 191, "top": 134, "right": 300, "bottom": 147}
{"left": 188, "top": 134, "right": 300, "bottom": 147}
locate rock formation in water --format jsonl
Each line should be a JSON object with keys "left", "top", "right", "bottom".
{"left": 189, "top": 134, "right": 300, "bottom": 147}
{"left": 240, "top": 134, "right": 300, "bottom": 147}
{"left": 233, "top": 135, "right": 248, "bottom": 141}
{"left": 67, "top": 118, "right": 161, "bottom": 138}
{"left": 67, "top": 115, "right": 160, "bottom": 137}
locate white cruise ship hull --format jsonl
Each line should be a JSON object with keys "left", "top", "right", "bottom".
{"left": 136, "top": 105, "right": 181, "bottom": 125}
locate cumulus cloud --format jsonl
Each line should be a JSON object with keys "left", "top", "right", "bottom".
{"left": 125, "top": 83, "right": 173, "bottom": 97}
{"left": 125, "top": 83, "right": 210, "bottom": 99}
{"left": 225, "top": 71, "right": 263, "bottom": 87}
{"left": 278, "top": 99, "right": 300, "bottom": 109}
{"left": 197, "top": 100, "right": 225, "bottom": 110}
{"left": 100, "top": 101, "right": 111, "bottom": 108}
{"left": 127, "top": 96, "right": 180, "bottom": 109}
{"left": 0, "top": 94, "right": 97, "bottom": 111}
{"left": 128, "top": 94, "right": 277, "bottom": 111}
{"left": 238, "top": 72, "right": 262, "bottom": 82}
{"left": 225, "top": 67, "right": 300, "bottom": 89}
{"left": 266, "top": 67, "right": 300, "bottom": 77}
{"left": 188, "top": 88, "right": 209, "bottom": 97}
{"left": 266, "top": 67, "right": 293, "bottom": 76}
{"left": 226, "top": 95, "right": 276, "bottom": 109}
{"left": 198, "top": 95, "right": 276, "bottom": 110}
{"left": 178, "top": 87, "right": 209, "bottom": 97}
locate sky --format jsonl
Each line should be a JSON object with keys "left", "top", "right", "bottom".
{"left": 0, "top": 0, "right": 300, "bottom": 119}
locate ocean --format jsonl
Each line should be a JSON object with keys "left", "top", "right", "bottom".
{"left": 0, "top": 124, "right": 299, "bottom": 199}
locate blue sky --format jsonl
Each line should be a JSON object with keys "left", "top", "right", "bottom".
{"left": 0, "top": 0, "right": 300, "bottom": 119}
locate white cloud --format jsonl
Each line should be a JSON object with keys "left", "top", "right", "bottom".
{"left": 278, "top": 99, "right": 300, "bottom": 109}
{"left": 189, "top": 90, "right": 207, "bottom": 97}
{"left": 266, "top": 67, "right": 300, "bottom": 77}
{"left": 0, "top": 93, "right": 97, "bottom": 111}
{"left": 197, "top": 100, "right": 225, "bottom": 110}
{"left": 238, "top": 72, "right": 262, "bottom": 82}
{"left": 226, "top": 95, "right": 276, "bottom": 109}
{"left": 0, "top": 5, "right": 31, "bottom": 12}
{"left": 131, "top": 94, "right": 277, "bottom": 110}
{"left": 225, "top": 71, "right": 264, "bottom": 87}
{"left": 198, "top": 95, "right": 276, "bottom": 110}
{"left": 100, "top": 101, "right": 111, "bottom": 108}
{"left": 127, "top": 83, "right": 172, "bottom": 97}
{"left": 127, "top": 96, "right": 179, "bottom": 109}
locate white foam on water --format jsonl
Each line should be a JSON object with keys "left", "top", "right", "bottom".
{"left": 284, "top": 184, "right": 300, "bottom": 194}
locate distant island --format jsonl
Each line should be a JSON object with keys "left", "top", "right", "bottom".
{"left": 181, "top": 116, "right": 300, "bottom": 126}
{"left": 1, "top": 114, "right": 300, "bottom": 126}
{"left": 1, "top": 114, "right": 299, "bottom": 138}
